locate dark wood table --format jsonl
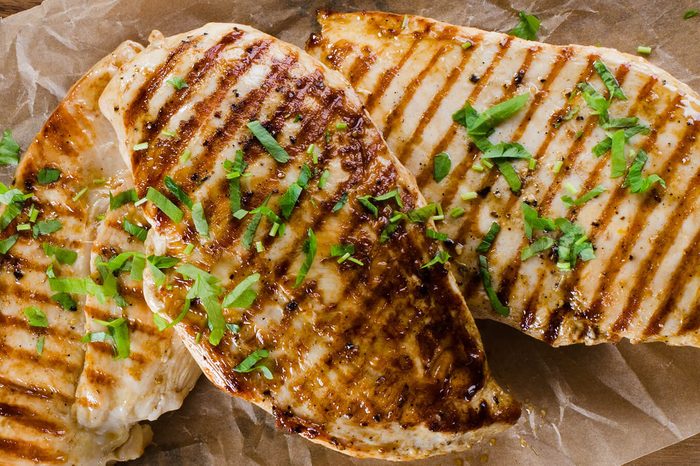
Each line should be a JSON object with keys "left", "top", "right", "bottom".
{"left": 1, "top": 1, "right": 698, "bottom": 464}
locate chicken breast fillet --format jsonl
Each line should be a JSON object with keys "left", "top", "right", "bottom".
{"left": 0, "top": 41, "right": 199, "bottom": 465}
{"left": 100, "top": 23, "right": 521, "bottom": 460}
{"left": 307, "top": 11, "right": 700, "bottom": 347}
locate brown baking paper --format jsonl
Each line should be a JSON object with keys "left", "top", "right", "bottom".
{"left": 1, "top": 0, "right": 699, "bottom": 464}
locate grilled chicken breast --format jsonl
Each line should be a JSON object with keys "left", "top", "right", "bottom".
{"left": 0, "top": 40, "right": 199, "bottom": 465}
{"left": 75, "top": 189, "right": 200, "bottom": 438}
{"left": 307, "top": 11, "right": 700, "bottom": 347}
{"left": 100, "top": 23, "right": 521, "bottom": 460}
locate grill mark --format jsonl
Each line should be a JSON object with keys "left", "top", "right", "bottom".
{"left": 322, "top": 39, "right": 353, "bottom": 70}
{"left": 0, "top": 402, "right": 65, "bottom": 436}
{"left": 611, "top": 149, "right": 700, "bottom": 333}
{"left": 177, "top": 54, "right": 297, "bottom": 195}
{"left": 347, "top": 45, "right": 377, "bottom": 86}
{"left": 381, "top": 28, "right": 458, "bottom": 141}
{"left": 0, "top": 375, "right": 73, "bottom": 405}
{"left": 644, "top": 227, "right": 700, "bottom": 336}
{"left": 363, "top": 29, "right": 429, "bottom": 114}
{"left": 207, "top": 78, "right": 342, "bottom": 255}
{"left": 84, "top": 304, "right": 162, "bottom": 337}
{"left": 138, "top": 39, "right": 271, "bottom": 190}
{"left": 125, "top": 37, "right": 200, "bottom": 127}
{"left": 417, "top": 37, "right": 514, "bottom": 198}
{"left": 679, "top": 287, "right": 700, "bottom": 333}
{"left": 471, "top": 56, "right": 609, "bottom": 310}
{"left": 436, "top": 45, "right": 540, "bottom": 201}
{"left": 0, "top": 312, "right": 81, "bottom": 343}
{"left": 0, "top": 437, "right": 64, "bottom": 463}
{"left": 395, "top": 37, "right": 480, "bottom": 164}
{"left": 584, "top": 119, "right": 698, "bottom": 326}
{"left": 146, "top": 30, "right": 247, "bottom": 137}
{"left": 527, "top": 82, "right": 675, "bottom": 334}
{"left": 83, "top": 367, "right": 116, "bottom": 386}
{"left": 87, "top": 341, "right": 149, "bottom": 365}
{"left": 0, "top": 341, "right": 80, "bottom": 374}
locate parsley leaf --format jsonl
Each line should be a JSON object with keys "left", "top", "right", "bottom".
{"left": 577, "top": 82, "right": 609, "bottom": 123}
{"left": 624, "top": 150, "right": 666, "bottom": 193}
{"left": 332, "top": 192, "right": 349, "bottom": 212}
{"left": 496, "top": 162, "right": 522, "bottom": 193}
{"left": 167, "top": 76, "right": 188, "bottom": 90}
{"left": 555, "top": 218, "right": 595, "bottom": 270}
{"left": 42, "top": 242, "right": 77, "bottom": 265}
{"left": 24, "top": 306, "right": 48, "bottom": 327}
{"left": 225, "top": 150, "right": 247, "bottom": 214}
{"left": 233, "top": 348, "right": 273, "bottom": 379}
{"left": 610, "top": 129, "right": 628, "bottom": 178}
{"left": 110, "top": 188, "right": 139, "bottom": 210}
{"left": 521, "top": 236, "right": 555, "bottom": 261}
{"left": 51, "top": 292, "right": 77, "bottom": 311}
{"left": 32, "top": 219, "right": 62, "bottom": 238}
{"left": 146, "top": 187, "right": 184, "bottom": 223}
{"left": 433, "top": 152, "right": 451, "bottom": 183}
{"left": 593, "top": 60, "right": 627, "bottom": 101}
{"left": 295, "top": 229, "right": 317, "bottom": 287}
{"left": 164, "top": 176, "right": 193, "bottom": 209}
{"left": 521, "top": 203, "right": 555, "bottom": 240}
{"left": 177, "top": 264, "right": 226, "bottom": 345}
{"left": 478, "top": 255, "right": 510, "bottom": 316}
{"left": 0, "top": 130, "right": 20, "bottom": 165}
{"left": 247, "top": 120, "right": 289, "bottom": 163}
{"left": 37, "top": 168, "right": 61, "bottom": 185}
{"left": 509, "top": 11, "right": 541, "bottom": 41}
{"left": 223, "top": 273, "right": 260, "bottom": 308}
{"left": 0, "top": 234, "right": 18, "bottom": 254}
{"left": 123, "top": 218, "right": 149, "bottom": 242}
{"left": 482, "top": 142, "right": 532, "bottom": 160}
{"left": 421, "top": 249, "right": 450, "bottom": 269}
{"left": 476, "top": 222, "right": 501, "bottom": 253}
{"left": 192, "top": 202, "right": 209, "bottom": 238}
{"left": 592, "top": 124, "right": 650, "bottom": 157}
{"left": 562, "top": 184, "right": 606, "bottom": 207}
{"left": 84, "top": 317, "right": 130, "bottom": 359}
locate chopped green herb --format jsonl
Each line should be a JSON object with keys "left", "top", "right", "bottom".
{"left": 333, "top": 193, "right": 349, "bottom": 213}
{"left": 454, "top": 93, "right": 530, "bottom": 148}
{"left": 233, "top": 348, "right": 272, "bottom": 379}
{"left": 295, "top": 228, "right": 317, "bottom": 287}
{"left": 472, "top": 163, "right": 485, "bottom": 172}
{"left": 36, "top": 335, "right": 45, "bottom": 355}
{"left": 24, "top": 306, "right": 48, "bottom": 327}
{"left": 637, "top": 46, "right": 652, "bottom": 56}
{"left": 684, "top": 9, "right": 699, "bottom": 19}
{"left": 593, "top": 60, "right": 627, "bottom": 100}
{"left": 28, "top": 205, "right": 38, "bottom": 223}
{"left": 433, "top": 152, "right": 452, "bottom": 183}
{"left": 153, "top": 299, "right": 191, "bottom": 332}
{"left": 37, "top": 168, "right": 61, "bottom": 185}
{"left": 461, "top": 41, "right": 473, "bottom": 50}
{"left": 51, "top": 292, "right": 77, "bottom": 311}
{"left": 0, "top": 203, "right": 21, "bottom": 231}
{"left": 167, "top": 76, "right": 188, "bottom": 90}
{"left": 72, "top": 187, "right": 88, "bottom": 202}
{"left": 577, "top": 82, "right": 609, "bottom": 123}
{"left": 449, "top": 207, "right": 465, "bottom": 218}
{"left": 241, "top": 197, "right": 268, "bottom": 249}
{"left": 521, "top": 203, "right": 556, "bottom": 240}
{"left": 407, "top": 203, "right": 439, "bottom": 223}
{"left": 401, "top": 14, "right": 409, "bottom": 29}
{"left": 554, "top": 106, "right": 579, "bottom": 128}
{"left": 0, "top": 234, "right": 18, "bottom": 254}
{"left": 133, "top": 142, "right": 148, "bottom": 151}
{"left": 146, "top": 187, "right": 184, "bottom": 223}
{"left": 421, "top": 250, "right": 450, "bottom": 269}
{"left": 496, "top": 162, "right": 522, "bottom": 193}
{"left": 17, "top": 223, "right": 30, "bottom": 231}
{"left": 482, "top": 159, "right": 494, "bottom": 169}
{"left": 509, "top": 11, "right": 541, "bottom": 40}
{"left": 610, "top": 129, "right": 627, "bottom": 178}
{"left": 476, "top": 222, "right": 501, "bottom": 254}
{"left": 592, "top": 125, "right": 650, "bottom": 157}
{"left": 110, "top": 189, "right": 138, "bottom": 210}
{"left": 180, "top": 149, "right": 192, "bottom": 164}
{"left": 0, "top": 130, "right": 20, "bottom": 165}
{"left": 192, "top": 202, "right": 209, "bottom": 238}
{"left": 555, "top": 218, "right": 595, "bottom": 269}
{"left": 624, "top": 150, "right": 666, "bottom": 193}
{"left": 224, "top": 150, "right": 247, "bottom": 215}
{"left": 42, "top": 242, "right": 77, "bottom": 265}
{"left": 223, "top": 273, "right": 260, "bottom": 308}
{"left": 32, "top": 219, "right": 62, "bottom": 238}
{"left": 177, "top": 264, "right": 225, "bottom": 345}
{"left": 562, "top": 184, "right": 606, "bottom": 207}
{"left": 330, "top": 243, "right": 355, "bottom": 258}
{"left": 482, "top": 142, "right": 532, "bottom": 160}
{"left": 521, "top": 236, "right": 555, "bottom": 261}
{"left": 293, "top": 114, "right": 303, "bottom": 123}
{"left": 307, "top": 143, "right": 319, "bottom": 164}
{"left": 183, "top": 243, "right": 195, "bottom": 256}
{"left": 123, "top": 218, "right": 148, "bottom": 241}
{"left": 247, "top": 120, "right": 289, "bottom": 163}
{"left": 426, "top": 228, "right": 448, "bottom": 241}
{"left": 85, "top": 317, "right": 130, "bottom": 359}
{"left": 335, "top": 122, "right": 348, "bottom": 130}
{"left": 602, "top": 117, "right": 640, "bottom": 130}
{"left": 528, "top": 158, "right": 537, "bottom": 170}
{"left": 318, "top": 169, "right": 330, "bottom": 189}
{"left": 279, "top": 166, "right": 312, "bottom": 220}
{"left": 460, "top": 191, "right": 477, "bottom": 201}
{"left": 478, "top": 255, "right": 510, "bottom": 316}
{"left": 164, "top": 176, "right": 193, "bottom": 209}
{"left": 161, "top": 129, "right": 177, "bottom": 138}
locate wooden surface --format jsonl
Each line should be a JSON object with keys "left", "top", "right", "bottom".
{"left": 0, "top": 0, "right": 698, "bottom": 464}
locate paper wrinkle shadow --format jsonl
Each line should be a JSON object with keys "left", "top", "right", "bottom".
{"left": 1, "top": 0, "right": 700, "bottom": 465}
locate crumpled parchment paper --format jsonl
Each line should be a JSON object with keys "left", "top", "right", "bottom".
{"left": 1, "top": 0, "right": 700, "bottom": 464}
